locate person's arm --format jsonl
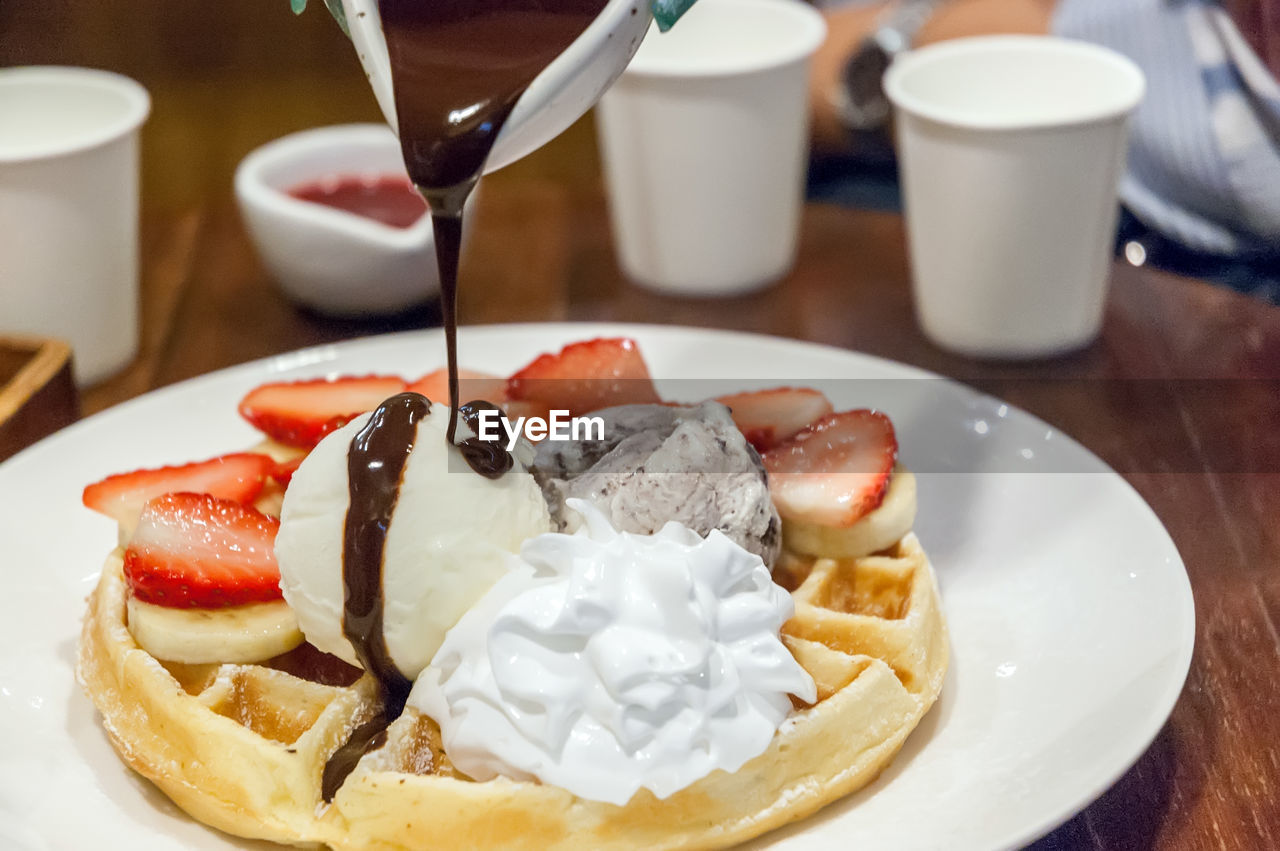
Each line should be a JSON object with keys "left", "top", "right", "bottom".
{"left": 1221, "top": 0, "right": 1280, "bottom": 78}
{"left": 810, "top": 0, "right": 1056, "bottom": 155}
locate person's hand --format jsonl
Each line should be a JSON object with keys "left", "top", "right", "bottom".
{"left": 810, "top": 1, "right": 887, "bottom": 155}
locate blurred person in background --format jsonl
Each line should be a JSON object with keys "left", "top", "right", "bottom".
{"left": 810, "top": 0, "right": 1280, "bottom": 302}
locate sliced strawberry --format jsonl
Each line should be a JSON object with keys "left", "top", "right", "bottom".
{"left": 83, "top": 452, "right": 275, "bottom": 527}
{"left": 715, "top": 387, "right": 835, "bottom": 453}
{"left": 407, "top": 368, "right": 508, "bottom": 406}
{"left": 762, "top": 410, "right": 898, "bottom": 527}
{"left": 506, "top": 337, "right": 661, "bottom": 416}
{"left": 269, "top": 455, "right": 306, "bottom": 488}
{"left": 124, "top": 493, "right": 282, "bottom": 608}
{"left": 237, "top": 375, "right": 407, "bottom": 448}
{"left": 500, "top": 398, "right": 554, "bottom": 425}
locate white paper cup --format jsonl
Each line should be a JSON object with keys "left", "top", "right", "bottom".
{"left": 885, "top": 36, "right": 1144, "bottom": 358}
{"left": 0, "top": 67, "right": 151, "bottom": 385}
{"left": 597, "top": 0, "right": 826, "bottom": 296}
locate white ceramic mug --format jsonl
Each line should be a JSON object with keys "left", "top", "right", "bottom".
{"left": 0, "top": 66, "right": 150, "bottom": 385}
{"left": 884, "top": 36, "right": 1145, "bottom": 358}
{"left": 596, "top": 0, "right": 826, "bottom": 296}
{"left": 340, "top": 0, "right": 652, "bottom": 174}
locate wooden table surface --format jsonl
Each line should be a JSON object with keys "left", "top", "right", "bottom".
{"left": 5, "top": 2, "right": 1280, "bottom": 848}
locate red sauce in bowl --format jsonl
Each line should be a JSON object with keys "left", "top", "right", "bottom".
{"left": 287, "top": 175, "right": 426, "bottom": 229}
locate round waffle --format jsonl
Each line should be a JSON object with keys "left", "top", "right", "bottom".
{"left": 79, "top": 525, "right": 946, "bottom": 850}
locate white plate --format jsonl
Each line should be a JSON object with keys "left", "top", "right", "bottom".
{"left": 0, "top": 323, "right": 1194, "bottom": 850}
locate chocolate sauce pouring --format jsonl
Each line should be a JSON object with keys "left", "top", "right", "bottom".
{"left": 379, "top": 0, "right": 607, "bottom": 456}
{"left": 322, "top": 0, "right": 606, "bottom": 799}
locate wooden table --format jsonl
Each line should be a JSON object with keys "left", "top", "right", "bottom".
{"left": 6, "top": 1, "right": 1280, "bottom": 847}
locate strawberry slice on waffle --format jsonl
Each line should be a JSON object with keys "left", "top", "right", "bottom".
{"left": 715, "top": 387, "right": 835, "bottom": 453}
{"left": 763, "top": 410, "right": 898, "bottom": 527}
{"left": 237, "top": 375, "right": 407, "bottom": 448}
{"left": 268, "top": 455, "right": 306, "bottom": 489}
{"left": 506, "top": 337, "right": 661, "bottom": 417}
{"left": 83, "top": 452, "right": 276, "bottom": 528}
{"left": 407, "top": 368, "right": 508, "bottom": 406}
{"left": 124, "top": 493, "right": 282, "bottom": 608}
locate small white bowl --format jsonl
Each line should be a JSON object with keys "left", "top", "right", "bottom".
{"left": 235, "top": 123, "right": 438, "bottom": 317}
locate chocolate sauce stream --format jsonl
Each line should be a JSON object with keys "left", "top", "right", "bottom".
{"left": 429, "top": 207, "right": 513, "bottom": 478}
{"left": 322, "top": 393, "right": 426, "bottom": 800}
{"left": 380, "top": 0, "right": 605, "bottom": 463}
{"left": 428, "top": 207, "right": 466, "bottom": 446}
{"left": 321, "top": 0, "right": 606, "bottom": 798}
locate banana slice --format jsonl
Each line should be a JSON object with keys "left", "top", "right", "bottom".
{"left": 781, "top": 467, "right": 917, "bottom": 559}
{"left": 126, "top": 596, "right": 304, "bottom": 664}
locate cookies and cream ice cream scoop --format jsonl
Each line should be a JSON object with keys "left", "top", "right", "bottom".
{"left": 534, "top": 401, "right": 782, "bottom": 566}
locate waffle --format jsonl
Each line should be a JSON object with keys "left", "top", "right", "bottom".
{"left": 79, "top": 518, "right": 946, "bottom": 849}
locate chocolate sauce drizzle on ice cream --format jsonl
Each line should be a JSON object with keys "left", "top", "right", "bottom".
{"left": 321, "top": 393, "right": 424, "bottom": 801}
{"left": 456, "top": 401, "right": 515, "bottom": 479}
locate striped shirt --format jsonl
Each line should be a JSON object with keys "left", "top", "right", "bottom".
{"left": 1055, "top": 0, "right": 1280, "bottom": 257}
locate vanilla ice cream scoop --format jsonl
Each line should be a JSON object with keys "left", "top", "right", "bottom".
{"left": 275, "top": 404, "right": 551, "bottom": 681}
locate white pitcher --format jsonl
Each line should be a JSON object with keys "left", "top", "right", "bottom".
{"left": 339, "top": 0, "right": 653, "bottom": 174}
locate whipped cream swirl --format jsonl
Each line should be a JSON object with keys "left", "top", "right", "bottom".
{"left": 410, "top": 500, "right": 816, "bottom": 806}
